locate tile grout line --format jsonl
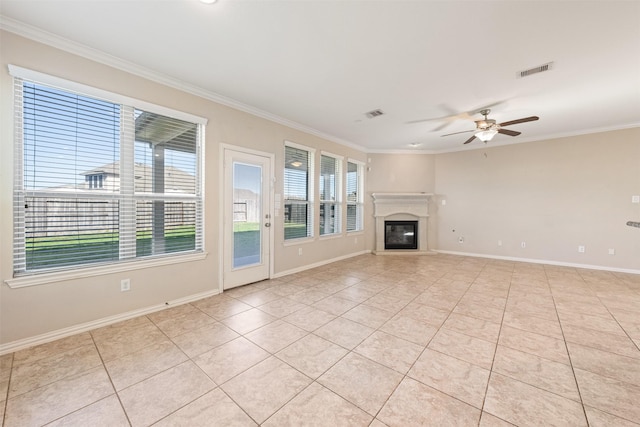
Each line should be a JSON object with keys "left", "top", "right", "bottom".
{"left": 89, "top": 326, "right": 133, "bottom": 427}
{"left": 477, "top": 261, "right": 517, "bottom": 426}
{"left": 584, "top": 272, "right": 640, "bottom": 355}
{"left": 544, "top": 264, "right": 591, "bottom": 427}
{"left": 35, "top": 332, "right": 134, "bottom": 426}
{"left": 1, "top": 353, "right": 15, "bottom": 427}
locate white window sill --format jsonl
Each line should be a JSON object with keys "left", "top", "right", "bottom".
{"left": 283, "top": 237, "right": 315, "bottom": 247}
{"left": 5, "top": 251, "right": 208, "bottom": 289}
{"left": 319, "top": 233, "right": 343, "bottom": 241}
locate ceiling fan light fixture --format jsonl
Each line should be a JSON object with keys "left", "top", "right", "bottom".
{"left": 475, "top": 129, "right": 498, "bottom": 142}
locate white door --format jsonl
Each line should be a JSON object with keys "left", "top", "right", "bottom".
{"left": 223, "top": 148, "right": 273, "bottom": 289}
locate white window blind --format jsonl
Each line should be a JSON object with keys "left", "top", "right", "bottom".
{"left": 13, "top": 76, "right": 204, "bottom": 276}
{"left": 346, "top": 160, "right": 364, "bottom": 232}
{"left": 284, "top": 144, "right": 313, "bottom": 240}
{"left": 133, "top": 110, "right": 201, "bottom": 258}
{"left": 320, "top": 153, "right": 341, "bottom": 235}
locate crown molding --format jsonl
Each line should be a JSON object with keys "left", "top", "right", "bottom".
{"left": 2, "top": 16, "right": 637, "bottom": 156}
{"left": 0, "top": 16, "right": 367, "bottom": 153}
{"left": 432, "top": 123, "right": 640, "bottom": 154}
{"left": 367, "top": 122, "right": 640, "bottom": 155}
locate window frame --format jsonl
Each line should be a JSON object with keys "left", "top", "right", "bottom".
{"left": 7, "top": 65, "right": 207, "bottom": 286}
{"left": 283, "top": 141, "right": 315, "bottom": 242}
{"left": 346, "top": 159, "right": 365, "bottom": 233}
{"left": 319, "top": 151, "right": 343, "bottom": 237}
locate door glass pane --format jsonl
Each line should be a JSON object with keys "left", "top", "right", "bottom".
{"left": 233, "top": 162, "right": 262, "bottom": 268}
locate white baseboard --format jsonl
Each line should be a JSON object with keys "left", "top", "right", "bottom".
{"left": 272, "top": 250, "right": 371, "bottom": 278}
{"left": 434, "top": 250, "right": 640, "bottom": 275}
{"left": 2, "top": 250, "right": 371, "bottom": 355}
{"left": 0, "top": 289, "right": 220, "bottom": 356}
{"left": 6, "top": 248, "right": 634, "bottom": 356}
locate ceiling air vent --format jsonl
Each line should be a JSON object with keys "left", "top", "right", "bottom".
{"left": 365, "top": 109, "right": 385, "bottom": 119}
{"left": 518, "top": 62, "right": 554, "bottom": 78}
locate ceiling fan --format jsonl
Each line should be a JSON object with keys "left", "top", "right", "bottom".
{"left": 441, "top": 109, "right": 539, "bottom": 144}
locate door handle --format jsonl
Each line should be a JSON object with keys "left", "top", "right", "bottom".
{"left": 265, "top": 222, "right": 271, "bottom": 227}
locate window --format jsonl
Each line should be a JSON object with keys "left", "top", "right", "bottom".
{"left": 12, "top": 70, "right": 204, "bottom": 275}
{"left": 284, "top": 143, "right": 313, "bottom": 240}
{"left": 319, "top": 153, "right": 342, "bottom": 235}
{"left": 346, "top": 160, "right": 364, "bottom": 232}
{"left": 233, "top": 202, "right": 248, "bottom": 222}
{"left": 87, "top": 174, "right": 104, "bottom": 189}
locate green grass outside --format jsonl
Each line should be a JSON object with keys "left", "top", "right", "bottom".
{"left": 26, "top": 222, "right": 310, "bottom": 270}
{"left": 26, "top": 225, "right": 196, "bottom": 270}
{"left": 233, "top": 222, "right": 260, "bottom": 232}
{"left": 284, "top": 222, "right": 308, "bottom": 240}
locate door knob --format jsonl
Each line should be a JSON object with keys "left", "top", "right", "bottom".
{"left": 265, "top": 222, "right": 271, "bottom": 227}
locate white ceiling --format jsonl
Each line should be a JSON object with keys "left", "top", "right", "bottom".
{"left": 1, "top": 0, "right": 639, "bottom": 153}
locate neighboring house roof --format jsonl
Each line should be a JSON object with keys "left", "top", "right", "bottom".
{"left": 80, "top": 162, "right": 195, "bottom": 193}
{"left": 234, "top": 188, "right": 259, "bottom": 200}
{"left": 80, "top": 163, "right": 119, "bottom": 177}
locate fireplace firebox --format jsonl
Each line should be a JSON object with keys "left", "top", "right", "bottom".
{"left": 384, "top": 221, "right": 418, "bottom": 250}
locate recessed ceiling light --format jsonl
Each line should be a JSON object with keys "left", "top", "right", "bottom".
{"left": 409, "top": 142, "right": 421, "bottom": 148}
{"left": 200, "top": 0, "right": 217, "bottom": 4}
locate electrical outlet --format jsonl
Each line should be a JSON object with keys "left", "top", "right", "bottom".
{"left": 498, "top": 240, "right": 502, "bottom": 247}
{"left": 121, "top": 278, "right": 131, "bottom": 292}
{"left": 578, "top": 245, "right": 585, "bottom": 253}
{"left": 442, "top": 199, "right": 447, "bottom": 206}
{"left": 354, "top": 237, "right": 358, "bottom": 244}
{"left": 608, "top": 248, "right": 615, "bottom": 255}
{"left": 632, "top": 195, "right": 640, "bottom": 204}
{"left": 521, "top": 241, "right": 526, "bottom": 248}
{"left": 298, "top": 248, "right": 302, "bottom": 256}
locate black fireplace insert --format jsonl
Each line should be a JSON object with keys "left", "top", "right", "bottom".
{"left": 384, "top": 221, "right": 418, "bottom": 250}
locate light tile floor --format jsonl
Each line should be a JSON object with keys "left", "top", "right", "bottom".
{"left": 2, "top": 254, "right": 639, "bottom": 426}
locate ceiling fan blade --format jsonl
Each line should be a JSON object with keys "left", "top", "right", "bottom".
{"left": 499, "top": 116, "right": 539, "bottom": 127}
{"left": 406, "top": 118, "right": 434, "bottom": 124}
{"left": 498, "top": 128, "right": 521, "bottom": 137}
{"left": 407, "top": 101, "right": 506, "bottom": 128}
{"left": 406, "top": 114, "right": 462, "bottom": 126}
{"left": 441, "top": 129, "right": 475, "bottom": 137}
{"left": 432, "top": 120, "right": 457, "bottom": 132}
{"left": 463, "top": 135, "right": 477, "bottom": 144}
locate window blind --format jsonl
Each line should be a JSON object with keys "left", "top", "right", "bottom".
{"left": 13, "top": 77, "right": 203, "bottom": 276}
{"left": 133, "top": 110, "right": 200, "bottom": 257}
{"left": 284, "top": 144, "right": 312, "bottom": 240}
{"left": 320, "top": 154, "right": 341, "bottom": 235}
{"left": 346, "top": 161, "right": 363, "bottom": 232}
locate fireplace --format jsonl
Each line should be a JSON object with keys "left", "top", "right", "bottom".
{"left": 385, "top": 221, "right": 418, "bottom": 250}
{"left": 372, "top": 193, "right": 433, "bottom": 255}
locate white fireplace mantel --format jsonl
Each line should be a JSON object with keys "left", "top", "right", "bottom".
{"left": 372, "top": 193, "right": 434, "bottom": 255}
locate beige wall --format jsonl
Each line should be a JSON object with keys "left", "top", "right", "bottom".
{"left": 0, "top": 31, "right": 367, "bottom": 346}
{"left": 434, "top": 129, "right": 640, "bottom": 270}
{"left": 364, "top": 153, "right": 437, "bottom": 250}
